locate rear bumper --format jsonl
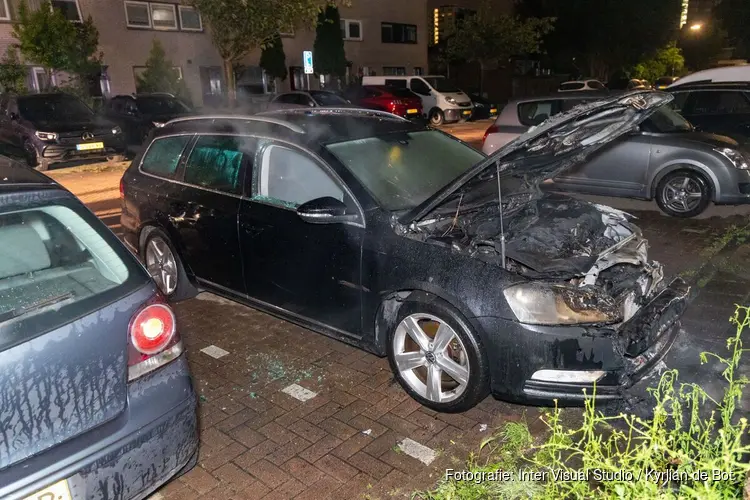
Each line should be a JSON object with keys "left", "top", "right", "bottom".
{"left": 0, "top": 356, "right": 198, "bottom": 500}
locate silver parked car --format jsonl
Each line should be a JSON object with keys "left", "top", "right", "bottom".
{"left": 482, "top": 91, "right": 750, "bottom": 217}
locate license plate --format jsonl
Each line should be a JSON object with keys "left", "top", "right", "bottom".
{"left": 24, "top": 480, "right": 72, "bottom": 500}
{"left": 76, "top": 142, "right": 104, "bottom": 151}
{"left": 462, "top": 110, "right": 472, "bottom": 115}
{"left": 490, "top": 108, "right": 497, "bottom": 113}
{"left": 406, "top": 108, "right": 418, "bottom": 114}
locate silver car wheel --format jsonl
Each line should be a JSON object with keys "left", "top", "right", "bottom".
{"left": 145, "top": 237, "right": 178, "bottom": 296}
{"left": 392, "top": 313, "right": 470, "bottom": 403}
{"left": 661, "top": 175, "right": 704, "bottom": 214}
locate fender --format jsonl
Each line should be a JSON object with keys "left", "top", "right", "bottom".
{"left": 649, "top": 160, "right": 719, "bottom": 200}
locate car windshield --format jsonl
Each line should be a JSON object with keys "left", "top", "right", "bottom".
{"left": 326, "top": 130, "right": 485, "bottom": 211}
{"left": 137, "top": 96, "right": 191, "bottom": 115}
{"left": 310, "top": 91, "right": 349, "bottom": 106}
{"left": 643, "top": 104, "right": 693, "bottom": 133}
{"left": 423, "top": 77, "right": 460, "bottom": 93}
{"left": 19, "top": 94, "right": 94, "bottom": 121}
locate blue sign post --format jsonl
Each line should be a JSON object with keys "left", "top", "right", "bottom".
{"left": 303, "top": 51, "right": 314, "bottom": 74}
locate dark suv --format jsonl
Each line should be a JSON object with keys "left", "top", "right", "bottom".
{"left": 0, "top": 93, "right": 126, "bottom": 171}
{"left": 668, "top": 82, "right": 750, "bottom": 144}
{"left": 103, "top": 93, "right": 193, "bottom": 145}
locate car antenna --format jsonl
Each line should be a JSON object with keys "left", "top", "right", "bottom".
{"left": 495, "top": 161, "right": 507, "bottom": 269}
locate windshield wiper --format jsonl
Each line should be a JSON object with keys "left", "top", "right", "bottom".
{"left": 0, "top": 292, "right": 75, "bottom": 323}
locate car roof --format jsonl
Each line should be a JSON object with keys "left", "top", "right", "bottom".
{"left": 0, "top": 160, "right": 57, "bottom": 190}
{"left": 156, "top": 110, "right": 425, "bottom": 146}
{"left": 670, "top": 65, "right": 750, "bottom": 88}
{"left": 509, "top": 90, "right": 616, "bottom": 104}
{"left": 668, "top": 82, "right": 750, "bottom": 91}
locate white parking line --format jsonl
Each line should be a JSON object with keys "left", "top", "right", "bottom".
{"left": 282, "top": 383, "right": 317, "bottom": 402}
{"left": 200, "top": 345, "right": 229, "bottom": 359}
{"left": 398, "top": 438, "right": 437, "bottom": 465}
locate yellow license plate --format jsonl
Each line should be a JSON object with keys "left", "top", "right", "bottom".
{"left": 24, "top": 479, "right": 72, "bottom": 500}
{"left": 76, "top": 142, "right": 104, "bottom": 151}
{"left": 462, "top": 110, "right": 472, "bottom": 115}
{"left": 406, "top": 108, "right": 418, "bottom": 114}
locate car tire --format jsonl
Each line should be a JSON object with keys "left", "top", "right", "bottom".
{"left": 386, "top": 294, "right": 490, "bottom": 412}
{"left": 24, "top": 139, "right": 49, "bottom": 171}
{"left": 142, "top": 229, "right": 196, "bottom": 302}
{"left": 429, "top": 108, "right": 445, "bottom": 126}
{"left": 655, "top": 170, "right": 711, "bottom": 218}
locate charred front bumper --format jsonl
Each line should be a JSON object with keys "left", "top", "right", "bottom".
{"left": 475, "top": 277, "right": 689, "bottom": 405}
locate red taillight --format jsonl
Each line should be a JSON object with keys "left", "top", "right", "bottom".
{"left": 127, "top": 297, "right": 182, "bottom": 381}
{"left": 119, "top": 177, "right": 125, "bottom": 199}
{"left": 483, "top": 124, "right": 499, "bottom": 145}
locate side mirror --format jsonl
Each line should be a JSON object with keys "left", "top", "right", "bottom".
{"left": 297, "top": 196, "right": 358, "bottom": 224}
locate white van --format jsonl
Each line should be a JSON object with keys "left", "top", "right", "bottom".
{"left": 361, "top": 75, "right": 473, "bottom": 125}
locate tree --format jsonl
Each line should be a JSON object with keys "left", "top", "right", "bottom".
{"left": 313, "top": 6, "right": 346, "bottom": 84}
{"left": 714, "top": 0, "right": 750, "bottom": 59}
{"left": 136, "top": 40, "right": 192, "bottom": 104}
{"left": 446, "top": 2, "right": 554, "bottom": 93}
{"left": 631, "top": 43, "right": 685, "bottom": 82}
{"left": 0, "top": 47, "right": 28, "bottom": 93}
{"left": 518, "top": 0, "right": 682, "bottom": 79}
{"left": 187, "top": 0, "right": 346, "bottom": 103}
{"left": 13, "top": 0, "right": 101, "bottom": 91}
{"left": 259, "top": 33, "right": 287, "bottom": 91}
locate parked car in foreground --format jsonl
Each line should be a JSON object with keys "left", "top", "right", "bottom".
{"left": 343, "top": 85, "right": 424, "bottom": 121}
{"left": 267, "top": 90, "right": 353, "bottom": 111}
{"left": 0, "top": 160, "right": 197, "bottom": 499}
{"left": 667, "top": 82, "right": 750, "bottom": 145}
{"left": 483, "top": 91, "right": 750, "bottom": 217}
{"left": 558, "top": 79, "right": 606, "bottom": 92}
{"left": 466, "top": 92, "right": 499, "bottom": 121}
{"left": 103, "top": 93, "right": 194, "bottom": 145}
{"left": 362, "top": 75, "right": 473, "bottom": 125}
{"left": 0, "top": 93, "right": 125, "bottom": 171}
{"left": 121, "top": 95, "right": 687, "bottom": 412}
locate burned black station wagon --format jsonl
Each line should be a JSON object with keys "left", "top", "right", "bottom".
{"left": 121, "top": 92, "right": 689, "bottom": 412}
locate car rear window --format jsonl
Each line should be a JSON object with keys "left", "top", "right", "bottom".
{"left": 559, "top": 82, "right": 585, "bottom": 91}
{"left": 587, "top": 81, "right": 605, "bottom": 90}
{"left": 0, "top": 195, "right": 148, "bottom": 351}
{"left": 518, "top": 100, "right": 558, "bottom": 126}
{"left": 141, "top": 135, "right": 192, "bottom": 179}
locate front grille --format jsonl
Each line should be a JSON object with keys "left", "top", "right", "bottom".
{"left": 58, "top": 130, "right": 112, "bottom": 143}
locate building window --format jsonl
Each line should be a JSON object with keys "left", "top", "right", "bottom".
{"left": 414, "top": 67, "right": 423, "bottom": 76}
{"left": 178, "top": 5, "right": 202, "bottom": 31}
{"left": 51, "top": 0, "right": 82, "bottom": 22}
{"left": 31, "top": 67, "right": 56, "bottom": 93}
{"left": 340, "top": 19, "right": 362, "bottom": 40}
{"left": 0, "top": 0, "right": 10, "bottom": 21}
{"left": 150, "top": 3, "right": 177, "bottom": 30}
{"left": 125, "top": 1, "right": 151, "bottom": 28}
{"left": 381, "top": 22, "right": 417, "bottom": 44}
{"left": 383, "top": 66, "right": 406, "bottom": 76}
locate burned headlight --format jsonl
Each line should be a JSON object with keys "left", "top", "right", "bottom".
{"left": 715, "top": 147, "right": 750, "bottom": 170}
{"left": 503, "top": 283, "right": 622, "bottom": 325}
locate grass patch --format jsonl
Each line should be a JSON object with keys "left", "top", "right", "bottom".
{"left": 416, "top": 305, "right": 750, "bottom": 499}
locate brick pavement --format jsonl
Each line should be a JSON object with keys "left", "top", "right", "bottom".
{"left": 48, "top": 163, "right": 750, "bottom": 499}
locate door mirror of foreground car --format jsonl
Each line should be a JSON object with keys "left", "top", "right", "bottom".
{"left": 297, "top": 196, "right": 359, "bottom": 224}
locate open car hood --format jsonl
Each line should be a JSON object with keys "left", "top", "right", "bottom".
{"left": 399, "top": 91, "right": 672, "bottom": 224}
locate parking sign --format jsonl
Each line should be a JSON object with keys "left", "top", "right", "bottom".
{"left": 303, "top": 51, "right": 314, "bottom": 74}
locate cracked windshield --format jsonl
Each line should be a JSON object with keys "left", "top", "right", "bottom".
{"left": 2, "top": 0, "right": 750, "bottom": 499}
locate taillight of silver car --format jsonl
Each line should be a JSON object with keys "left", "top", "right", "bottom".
{"left": 127, "top": 296, "right": 183, "bottom": 381}
{"left": 483, "top": 124, "right": 499, "bottom": 145}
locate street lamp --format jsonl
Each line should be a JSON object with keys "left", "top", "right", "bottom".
{"left": 689, "top": 23, "right": 703, "bottom": 32}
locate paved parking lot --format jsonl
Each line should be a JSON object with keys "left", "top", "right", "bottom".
{"left": 46, "top": 146, "right": 750, "bottom": 499}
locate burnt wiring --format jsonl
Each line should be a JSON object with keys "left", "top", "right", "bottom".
{"left": 442, "top": 193, "right": 464, "bottom": 237}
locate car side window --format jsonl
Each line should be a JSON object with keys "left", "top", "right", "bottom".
{"left": 184, "top": 135, "right": 250, "bottom": 195}
{"left": 410, "top": 79, "right": 430, "bottom": 95}
{"left": 253, "top": 144, "right": 345, "bottom": 209}
{"left": 669, "top": 92, "right": 690, "bottom": 113}
{"left": 296, "top": 94, "right": 315, "bottom": 106}
{"left": 517, "top": 100, "right": 558, "bottom": 126}
{"left": 141, "top": 135, "right": 192, "bottom": 179}
{"left": 124, "top": 99, "right": 138, "bottom": 114}
{"left": 275, "top": 94, "right": 297, "bottom": 104}
{"left": 687, "top": 91, "right": 750, "bottom": 115}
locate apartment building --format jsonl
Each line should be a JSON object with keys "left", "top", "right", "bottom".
{"left": 238, "top": 0, "right": 428, "bottom": 92}
{"left": 0, "top": 0, "right": 428, "bottom": 104}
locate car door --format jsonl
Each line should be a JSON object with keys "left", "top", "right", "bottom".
{"left": 238, "top": 140, "right": 364, "bottom": 336}
{"left": 170, "top": 134, "right": 249, "bottom": 294}
{"left": 409, "top": 78, "right": 437, "bottom": 115}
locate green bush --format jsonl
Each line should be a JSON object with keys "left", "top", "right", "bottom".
{"left": 416, "top": 305, "right": 750, "bottom": 500}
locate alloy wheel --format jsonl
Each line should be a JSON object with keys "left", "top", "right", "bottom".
{"left": 392, "top": 313, "right": 470, "bottom": 403}
{"left": 145, "top": 237, "right": 178, "bottom": 296}
{"left": 661, "top": 175, "right": 704, "bottom": 214}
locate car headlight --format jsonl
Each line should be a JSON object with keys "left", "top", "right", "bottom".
{"left": 446, "top": 96, "right": 456, "bottom": 104}
{"left": 112, "top": 126, "right": 122, "bottom": 135}
{"left": 35, "top": 131, "right": 58, "bottom": 141}
{"left": 152, "top": 121, "right": 165, "bottom": 128}
{"left": 503, "top": 283, "right": 622, "bottom": 325}
{"left": 715, "top": 147, "right": 750, "bottom": 170}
